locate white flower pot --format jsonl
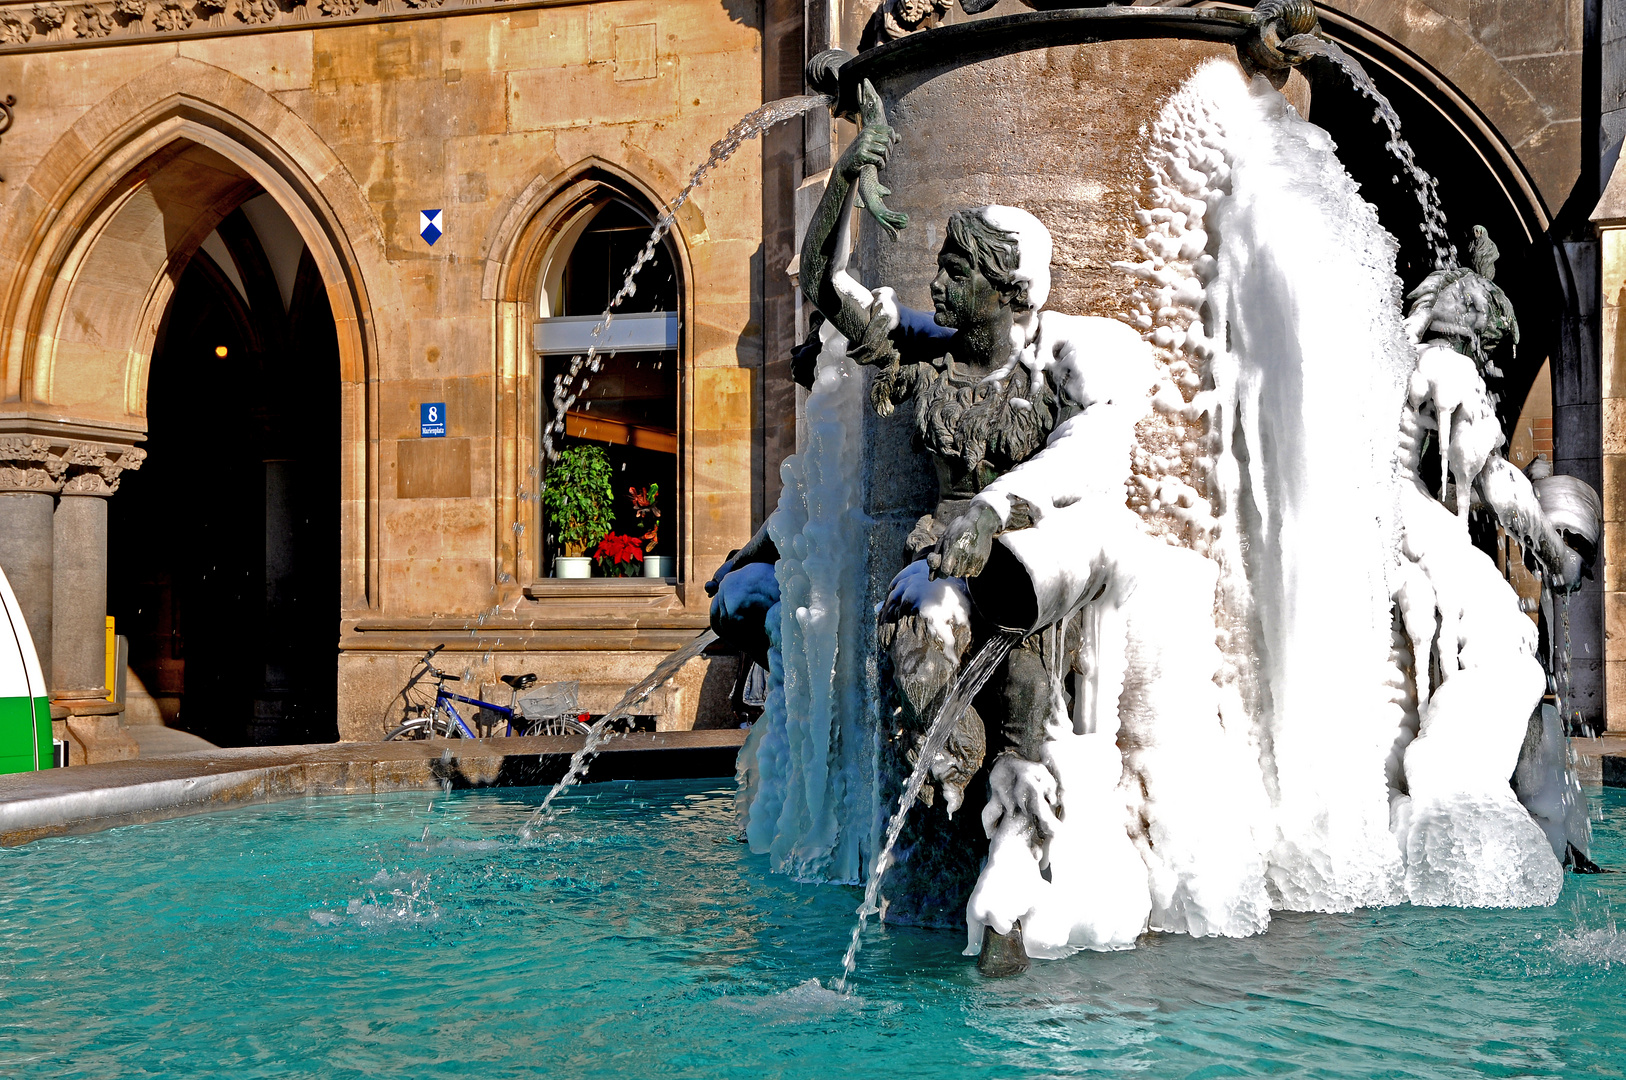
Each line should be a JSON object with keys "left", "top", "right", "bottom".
{"left": 554, "top": 556, "right": 592, "bottom": 579}
{"left": 642, "top": 556, "right": 673, "bottom": 578}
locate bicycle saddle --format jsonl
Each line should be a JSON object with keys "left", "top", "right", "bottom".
{"left": 500, "top": 673, "right": 538, "bottom": 691}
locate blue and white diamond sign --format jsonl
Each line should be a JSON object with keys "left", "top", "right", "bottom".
{"left": 419, "top": 209, "right": 443, "bottom": 246}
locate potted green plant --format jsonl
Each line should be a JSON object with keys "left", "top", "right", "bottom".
{"left": 542, "top": 445, "right": 614, "bottom": 578}
{"left": 629, "top": 483, "right": 670, "bottom": 578}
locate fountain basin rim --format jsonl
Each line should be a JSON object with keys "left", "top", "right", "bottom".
{"left": 0, "top": 729, "right": 749, "bottom": 846}
{"left": 831, "top": 6, "right": 1260, "bottom": 116}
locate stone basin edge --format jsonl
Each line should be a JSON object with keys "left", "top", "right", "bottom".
{"left": 0, "top": 730, "right": 749, "bottom": 847}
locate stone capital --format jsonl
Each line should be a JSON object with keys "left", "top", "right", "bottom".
{"left": 0, "top": 434, "right": 145, "bottom": 496}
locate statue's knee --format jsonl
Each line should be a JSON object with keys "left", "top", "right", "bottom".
{"left": 710, "top": 561, "right": 780, "bottom": 669}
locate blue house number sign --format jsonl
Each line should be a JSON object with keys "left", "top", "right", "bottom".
{"left": 421, "top": 403, "right": 446, "bottom": 438}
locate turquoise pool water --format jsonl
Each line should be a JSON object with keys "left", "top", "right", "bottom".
{"left": 1, "top": 780, "right": 1623, "bottom": 1079}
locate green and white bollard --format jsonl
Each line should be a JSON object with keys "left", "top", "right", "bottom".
{"left": 0, "top": 564, "right": 51, "bottom": 774}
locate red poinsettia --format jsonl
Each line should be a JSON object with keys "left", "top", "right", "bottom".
{"left": 593, "top": 532, "right": 643, "bottom": 576}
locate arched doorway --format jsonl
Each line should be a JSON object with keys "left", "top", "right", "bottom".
{"left": 107, "top": 195, "right": 342, "bottom": 746}
{"left": 0, "top": 79, "right": 382, "bottom": 756}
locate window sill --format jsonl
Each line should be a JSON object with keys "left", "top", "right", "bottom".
{"left": 523, "top": 579, "right": 677, "bottom": 600}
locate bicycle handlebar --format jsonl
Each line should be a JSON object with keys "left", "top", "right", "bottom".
{"left": 410, "top": 644, "right": 459, "bottom": 684}
{"left": 415, "top": 645, "right": 463, "bottom": 684}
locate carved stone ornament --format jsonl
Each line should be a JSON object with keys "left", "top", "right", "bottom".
{"left": 859, "top": 0, "right": 953, "bottom": 49}
{"left": 151, "top": 0, "right": 191, "bottom": 29}
{"left": 73, "top": 1, "right": 114, "bottom": 35}
{"left": 233, "top": 0, "right": 275, "bottom": 23}
{"left": 0, "top": 436, "right": 145, "bottom": 496}
{"left": 0, "top": 0, "right": 550, "bottom": 51}
{"left": 0, "top": 13, "right": 34, "bottom": 42}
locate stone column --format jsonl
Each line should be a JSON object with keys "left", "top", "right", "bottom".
{"left": 0, "top": 430, "right": 145, "bottom": 762}
{"left": 1593, "top": 166, "right": 1626, "bottom": 732}
{"left": 0, "top": 491, "right": 54, "bottom": 679}
{"left": 0, "top": 438, "right": 73, "bottom": 681}
{"left": 53, "top": 444, "right": 146, "bottom": 762}
{"left": 52, "top": 493, "right": 112, "bottom": 708}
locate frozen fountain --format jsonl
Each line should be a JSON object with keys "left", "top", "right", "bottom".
{"left": 709, "top": 0, "right": 1604, "bottom": 981}
{"left": 9, "top": 8, "right": 1626, "bottom": 1074}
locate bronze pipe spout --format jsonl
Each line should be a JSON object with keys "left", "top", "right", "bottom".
{"left": 1237, "top": 0, "right": 1322, "bottom": 88}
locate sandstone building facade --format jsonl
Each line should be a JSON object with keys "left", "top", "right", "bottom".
{"left": 0, "top": 0, "right": 1615, "bottom": 756}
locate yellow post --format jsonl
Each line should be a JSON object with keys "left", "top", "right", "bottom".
{"left": 105, "top": 616, "right": 116, "bottom": 703}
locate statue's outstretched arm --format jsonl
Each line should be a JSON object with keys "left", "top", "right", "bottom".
{"left": 1476, "top": 457, "right": 1583, "bottom": 590}
{"left": 799, "top": 82, "right": 897, "bottom": 342}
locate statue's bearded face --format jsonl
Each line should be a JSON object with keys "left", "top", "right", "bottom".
{"left": 930, "top": 238, "right": 1010, "bottom": 331}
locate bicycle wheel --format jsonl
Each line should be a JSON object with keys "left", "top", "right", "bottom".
{"left": 526, "top": 716, "right": 593, "bottom": 737}
{"left": 383, "top": 713, "right": 460, "bottom": 741}
{"left": 381, "top": 679, "right": 438, "bottom": 739}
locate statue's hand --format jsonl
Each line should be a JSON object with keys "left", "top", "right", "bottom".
{"left": 839, "top": 123, "right": 894, "bottom": 182}
{"left": 847, "top": 296, "right": 901, "bottom": 370}
{"left": 704, "top": 553, "right": 738, "bottom": 598}
{"left": 930, "top": 502, "right": 1001, "bottom": 580}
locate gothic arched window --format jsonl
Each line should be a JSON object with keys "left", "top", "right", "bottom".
{"left": 535, "top": 197, "right": 680, "bottom": 578}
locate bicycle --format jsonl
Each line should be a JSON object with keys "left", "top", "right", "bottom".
{"left": 381, "top": 645, "right": 591, "bottom": 741}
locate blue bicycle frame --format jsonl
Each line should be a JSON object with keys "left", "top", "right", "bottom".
{"left": 435, "top": 688, "right": 517, "bottom": 739}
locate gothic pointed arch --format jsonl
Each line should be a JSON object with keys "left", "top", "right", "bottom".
{"left": 0, "top": 56, "right": 395, "bottom": 608}
{"left": 481, "top": 156, "right": 701, "bottom": 587}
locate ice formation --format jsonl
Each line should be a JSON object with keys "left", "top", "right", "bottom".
{"left": 1121, "top": 59, "right": 1571, "bottom": 913}
{"left": 736, "top": 320, "right": 872, "bottom": 883}
{"left": 741, "top": 58, "right": 1586, "bottom": 965}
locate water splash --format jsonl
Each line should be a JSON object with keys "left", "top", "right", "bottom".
{"left": 542, "top": 93, "right": 832, "bottom": 461}
{"left": 1285, "top": 36, "right": 1456, "bottom": 269}
{"left": 518, "top": 629, "right": 718, "bottom": 838}
{"left": 834, "top": 630, "right": 1020, "bottom": 991}
{"left": 1550, "top": 925, "right": 1626, "bottom": 968}
{"left": 311, "top": 869, "right": 440, "bottom": 930}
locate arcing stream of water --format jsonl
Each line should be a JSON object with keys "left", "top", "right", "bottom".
{"left": 541, "top": 93, "right": 832, "bottom": 461}
{"left": 834, "top": 630, "right": 1021, "bottom": 992}
{"left": 1282, "top": 35, "right": 1457, "bottom": 269}
{"left": 518, "top": 629, "right": 718, "bottom": 840}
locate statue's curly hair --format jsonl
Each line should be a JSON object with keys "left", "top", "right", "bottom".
{"left": 944, "top": 210, "right": 1033, "bottom": 312}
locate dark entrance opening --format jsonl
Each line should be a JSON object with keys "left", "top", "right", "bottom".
{"left": 109, "top": 197, "right": 341, "bottom": 746}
